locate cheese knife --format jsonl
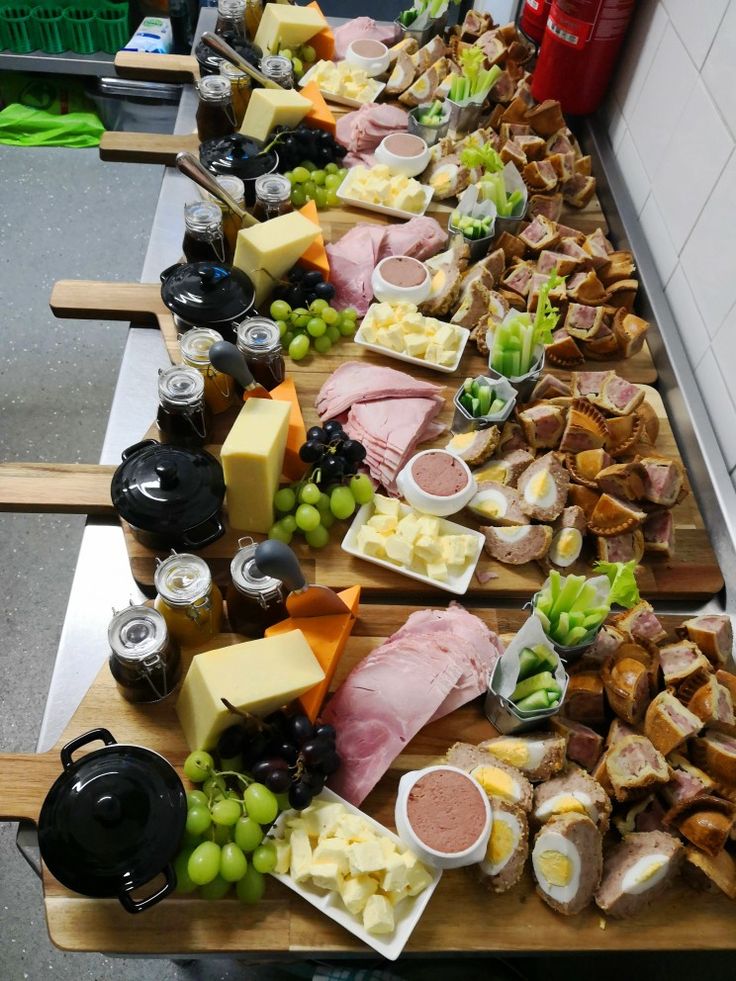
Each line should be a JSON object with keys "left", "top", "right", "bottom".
{"left": 254, "top": 540, "right": 351, "bottom": 618}
{"left": 200, "top": 31, "right": 283, "bottom": 90}
{"left": 175, "top": 151, "right": 259, "bottom": 229}
{"left": 208, "top": 341, "right": 271, "bottom": 400}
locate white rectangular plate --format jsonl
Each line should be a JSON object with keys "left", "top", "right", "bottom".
{"left": 299, "top": 64, "right": 385, "bottom": 108}
{"left": 354, "top": 316, "right": 470, "bottom": 375}
{"left": 269, "top": 788, "right": 442, "bottom": 961}
{"left": 336, "top": 179, "right": 434, "bottom": 221}
{"left": 341, "top": 501, "right": 485, "bottom": 596}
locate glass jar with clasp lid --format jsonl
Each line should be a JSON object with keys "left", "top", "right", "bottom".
{"left": 180, "top": 327, "right": 239, "bottom": 415}
{"left": 182, "top": 200, "right": 226, "bottom": 263}
{"left": 154, "top": 552, "right": 223, "bottom": 648}
{"left": 207, "top": 174, "right": 245, "bottom": 263}
{"left": 260, "top": 54, "right": 294, "bottom": 88}
{"left": 236, "top": 316, "right": 285, "bottom": 391}
{"left": 215, "top": 0, "right": 247, "bottom": 38}
{"left": 220, "top": 59, "right": 252, "bottom": 128}
{"left": 227, "top": 538, "right": 287, "bottom": 637}
{"left": 196, "top": 75, "right": 236, "bottom": 142}
{"left": 108, "top": 605, "right": 181, "bottom": 703}
{"left": 253, "top": 173, "right": 293, "bottom": 222}
{"left": 156, "top": 365, "right": 212, "bottom": 448}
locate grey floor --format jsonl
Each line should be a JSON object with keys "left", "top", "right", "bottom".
{"left": 1, "top": 142, "right": 734, "bottom": 980}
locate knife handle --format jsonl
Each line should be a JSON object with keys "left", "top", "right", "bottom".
{"left": 254, "top": 540, "right": 306, "bottom": 592}
{"left": 200, "top": 32, "right": 282, "bottom": 90}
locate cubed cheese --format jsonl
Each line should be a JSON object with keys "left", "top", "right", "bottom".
{"left": 442, "top": 535, "right": 468, "bottom": 567}
{"left": 313, "top": 838, "right": 350, "bottom": 874}
{"left": 406, "top": 861, "right": 434, "bottom": 897}
{"left": 396, "top": 512, "right": 421, "bottom": 544}
{"left": 310, "top": 860, "right": 343, "bottom": 892}
{"left": 404, "top": 333, "right": 429, "bottom": 358}
{"left": 414, "top": 534, "right": 442, "bottom": 563}
{"left": 339, "top": 874, "right": 378, "bottom": 915}
{"left": 221, "top": 398, "right": 291, "bottom": 532}
{"left": 334, "top": 813, "right": 371, "bottom": 842}
{"left": 426, "top": 560, "right": 449, "bottom": 581}
{"left": 374, "top": 496, "right": 401, "bottom": 519}
{"left": 254, "top": 2, "right": 326, "bottom": 53}
{"left": 289, "top": 828, "right": 313, "bottom": 883}
{"left": 368, "top": 514, "right": 397, "bottom": 534}
{"left": 233, "top": 211, "right": 320, "bottom": 306}
{"left": 240, "top": 88, "right": 311, "bottom": 143}
{"left": 274, "top": 839, "right": 291, "bottom": 874}
{"left": 348, "top": 839, "right": 386, "bottom": 875}
{"left": 312, "top": 801, "right": 346, "bottom": 837}
{"left": 417, "top": 516, "right": 441, "bottom": 538}
{"left": 385, "top": 536, "right": 413, "bottom": 566}
{"left": 363, "top": 895, "right": 395, "bottom": 935}
{"left": 357, "top": 525, "right": 385, "bottom": 557}
{"left": 175, "top": 631, "right": 324, "bottom": 750}
{"left": 381, "top": 853, "right": 411, "bottom": 894}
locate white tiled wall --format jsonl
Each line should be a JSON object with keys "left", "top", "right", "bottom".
{"left": 606, "top": 0, "right": 736, "bottom": 486}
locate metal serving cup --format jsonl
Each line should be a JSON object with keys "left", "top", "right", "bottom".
{"left": 484, "top": 658, "right": 569, "bottom": 734}
{"left": 487, "top": 337, "right": 545, "bottom": 403}
{"left": 452, "top": 374, "right": 517, "bottom": 434}
{"left": 408, "top": 102, "right": 450, "bottom": 146}
{"left": 529, "top": 591, "right": 603, "bottom": 665}
{"left": 484, "top": 161, "right": 529, "bottom": 237}
{"left": 394, "top": 13, "right": 447, "bottom": 48}
{"left": 448, "top": 189, "right": 497, "bottom": 263}
{"left": 446, "top": 96, "right": 484, "bottom": 138}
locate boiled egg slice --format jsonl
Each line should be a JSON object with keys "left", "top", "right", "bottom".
{"left": 485, "top": 738, "right": 546, "bottom": 772}
{"left": 468, "top": 488, "right": 509, "bottom": 521}
{"left": 535, "top": 791, "right": 598, "bottom": 825}
{"left": 470, "top": 765, "right": 524, "bottom": 805}
{"left": 523, "top": 468, "right": 557, "bottom": 510}
{"left": 532, "top": 831, "right": 582, "bottom": 906}
{"left": 480, "top": 809, "right": 523, "bottom": 876}
{"left": 621, "top": 854, "right": 670, "bottom": 895}
{"left": 473, "top": 461, "right": 510, "bottom": 485}
{"left": 493, "top": 526, "right": 532, "bottom": 543}
{"left": 549, "top": 527, "right": 583, "bottom": 567}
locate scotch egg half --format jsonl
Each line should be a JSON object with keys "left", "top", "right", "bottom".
{"left": 471, "top": 764, "right": 526, "bottom": 806}
{"left": 548, "top": 527, "right": 583, "bottom": 568}
{"left": 621, "top": 854, "right": 671, "bottom": 895}
{"left": 523, "top": 469, "right": 557, "bottom": 510}
{"left": 480, "top": 808, "right": 525, "bottom": 877}
{"left": 532, "top": 830, "right": 582, "bottom": 906}
{"left": 535, "top": 791, "right": 599, "bottom": 825}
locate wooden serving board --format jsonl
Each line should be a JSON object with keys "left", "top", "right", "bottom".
{"left": 120, "top": 382, "right": 723, "bottom": 602}
{"left": 114, "top": 51, "right": 200, "bottom": 83}
{"left": 2, "top": 608, "right": 735, "bottom": 955}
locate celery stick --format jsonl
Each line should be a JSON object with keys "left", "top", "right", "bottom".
{"left": 568, "top": 611, "right": 585, "bottom": 629}
{"left": 520, "top": 321, "right": 533, "bottom": 374}
{"left": 557, "top": 611, "right": 570, "bottom": 639}
{"left": 564, "top": 626, "right": 588, "bottom": 647}
{"left": 550, "top": 574, "right": 585, "bottom": 620}
{"left": 536, "top": 592, "right": 553, "bottom": 616}
{"left": 508, "top": 351, "right": 521, "bottom": 376}
{"left": 569, "top": 583, "right": 597, "bottom": 613}
{"left": 536, "top": 609, "right": 550, "bottom": 632}
{"left": 515, "top": 691, "right": 551, "bottom": 712}
{"left": 583, "top": 609, "right": 607, "bottom": 628}
{"left": 511, "top": 670, "right": 556, "bottom": 702}
{"left": 549, "top": 699, "right": 560, "bottom": 708}
{"left": 549, "top": 570, "right": 561, "bottom": 605}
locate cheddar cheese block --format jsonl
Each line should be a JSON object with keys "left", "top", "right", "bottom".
{"left": 240, "top": 88, "right": 311, "bottom": 143}
{"left": 233, "top": 210, "right": 320, "bottom": 306}
{"left": 176, "top": 630, "right": 325, "bottom": 750}
{"left": 255, "top": 2, "right": 327, "bottom": 54}
{"left": 270, "top": 376, "right": 308, "bottom": 482}
{"left": 266, "top": 585, "right": 361, "bottom": 720}
{"left": 298, "top": 199, "right": 330, "bottom": 280}
{"left": 306, "top": 2, "right": 334, "bottom": 61}
{"left": 221, "top": 397, "right": 290, "bottom": 532}
{"left": 300, "top": 80, "right": 336, "bottom": 135}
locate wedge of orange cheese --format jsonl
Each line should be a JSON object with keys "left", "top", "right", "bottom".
{"left": 270, "top": 376, "right": 307, "bottom": 482}
{"left": 306, "top": 1, "right": 335, "bottom": 61}
{"left": 298, "top": 199, "right": 330, "bottom": 280}
{"left": 265, "top": 585, "right": 361, "bottom": 721}
{"left": 300, "top": 80, "right": 336, "bottom": 136}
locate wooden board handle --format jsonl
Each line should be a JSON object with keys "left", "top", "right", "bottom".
{"left": 0, "top": 464, "right": 117, "bottom": 515}
{"left": 114, "top": 51, "right": 199, "bottom": 83}
{"left": 0, "top": 754, "right": 58, "bottom": 823}
{"left": 99, "top": 131, "right": 198, "bottom": 166}
{"left": 50, "top": 280, "right": 167, "bottom": 325}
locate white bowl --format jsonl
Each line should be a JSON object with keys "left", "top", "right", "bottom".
{"left": 371, "top": 255, "right": 431, "bottom": 304}
{"left": 374, "top": 133, "right": 430, "bottom": 177}
{"left": 394, "top": 766, "right": 492, "bottom": 870}
{"left": 344, "top": 38, "right": 391, "bottom": 77}
{"left": 395, "top": 449, "right": 477, "bottom": 517}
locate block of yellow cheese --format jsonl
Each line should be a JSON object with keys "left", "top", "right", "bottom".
{"left": 176, "top": 630, "right": 325, "bottom": 750}
{"left": 240, "top": 88, "right": 311, "bottom": 144}
{"left": 233, "top": 211, "right": 320, "bottom": 307}
{"left": 254, "top": 2, "right": 327, "bottom": 54}
{"left": 221, "top": 397, "right": 290, "bottom": 532}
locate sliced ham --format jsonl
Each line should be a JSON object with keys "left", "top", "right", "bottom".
{"left": 336, "top": 103, "right": 409, "bottom": 166}
{"left": 333, "top": 17, "right": 400, "bottom": 61}
{"left": 316, "top": 361, "right": 443, "bottom": 420}
{"left": 324, "top": 604, "right": 503, "bottom": 805}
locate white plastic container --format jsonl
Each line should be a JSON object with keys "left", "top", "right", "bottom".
{"left": 371, "top": 255, "right": 431, "bottom": 305}
{"left": 374, "top": 133, "right": 430, "bottom": 177}
{"left": 344, "top": 38, "right": 391, "bottom": 77}
{"left": 395, "top": 766, "right": 492, "bottom": 870}
{"left": 395, "top": 449, "right": 477, "bottom": 517}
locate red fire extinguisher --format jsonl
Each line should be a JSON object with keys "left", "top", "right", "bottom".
{"left": 519, "top": 0, "right": 552, "bottom": 45}
{"left": 531, "top": 0, "right": 636, "bottom": 115}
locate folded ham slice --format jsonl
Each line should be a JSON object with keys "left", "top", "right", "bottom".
{"left": 316, "top": 361, "right": 444, "bottom": 420}
{"left": 326, "top": 217, "right": 446, "bottom": 315}
{"left": 336, "top": 104, "right": 409, "bottom": 167}
{"left": 324, "top": 604, "right": 503, "bottom": 805}
{"left": 333, "top": 16, "right": 401, "bottom": 60}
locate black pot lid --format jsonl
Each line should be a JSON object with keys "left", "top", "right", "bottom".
{"left": 38, "top": 730, "right": 186, "bottom": 899}
{"left": 200, "top": 134, "right": 279, "bottom": 183}
{"left": 160, "top": 260, "right": 255, "bottom": 326}
{"left": 111, "top": 440, "right": 225, "bottom": 535}
{"left": 195, "top": 35, "right": 262, "bottom": 75}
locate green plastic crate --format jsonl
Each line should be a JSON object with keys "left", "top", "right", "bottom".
{"left": 62, "top": 4, "right": 96, "bottom": 52}
{"left": 32, "top": 4, "right": 65, "bottom": 52}
{"left": 0, "top": 5, "right": 37, "bottom": 52}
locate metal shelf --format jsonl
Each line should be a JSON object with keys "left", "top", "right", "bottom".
{"left": 0, "top": 48, "right": 115, "bottom": 77}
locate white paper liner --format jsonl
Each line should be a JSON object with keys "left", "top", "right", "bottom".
{"left": 491, "top": 613, "right": 568, "bottom": 718}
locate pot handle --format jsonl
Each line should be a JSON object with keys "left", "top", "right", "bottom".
{"left": 121, "top": 439, "right": 158, "bottom": 462}
{"left": 118, "top": 864, "right": 176, "bottom": 915}
{"left": 60, "top": 728, "right": 117, "bottom": 770}
{"left": 160, "top": 262, "right": 182, "bottom": 285}
{"left": 181, "top": 514, "right": 225, "bottom": 550}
